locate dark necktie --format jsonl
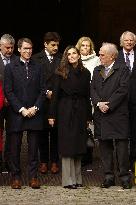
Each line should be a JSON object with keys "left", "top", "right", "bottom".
{"left": 25, "top": 62, "right": 29, "bottom": 79}
{"left": 125, "top": 53, "right": 131, "bottom": 70}
{"left": 48, "top": 55, "right": 53, "bottom": 63}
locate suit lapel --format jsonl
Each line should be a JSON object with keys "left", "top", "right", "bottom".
{"left": 100, "top": 65, "right": 115, "bottom": 80}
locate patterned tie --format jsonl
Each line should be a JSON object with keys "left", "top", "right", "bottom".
{"left": 125, "top": 53, "right": 131, "bottom": 70}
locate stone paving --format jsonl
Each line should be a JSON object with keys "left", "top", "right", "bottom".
{"left": 0, "top": 135, "right": 135, "bottom": 205}
{"left": 0, "top": 185, "right": 136, "bottom": 205}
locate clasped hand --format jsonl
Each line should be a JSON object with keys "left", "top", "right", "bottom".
{"left": 98, "top": 102, "right": 109, "bottom": 113}
{"left": 21, "top": 106, "right": 37, "bottom": 118}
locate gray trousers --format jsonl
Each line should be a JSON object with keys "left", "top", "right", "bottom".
{"left": 62, "top": 157, "right": 82, "bottom": 187}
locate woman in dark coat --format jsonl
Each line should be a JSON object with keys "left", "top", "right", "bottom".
{"left": 48, "top": 45, "right": 92, "bottom": 188}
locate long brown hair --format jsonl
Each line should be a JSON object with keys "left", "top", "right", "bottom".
{"left": 56, "top": 45, "right": 85, "bottom": 79}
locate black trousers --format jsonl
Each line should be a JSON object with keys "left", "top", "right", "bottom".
{"left": 10, "top": 130, "right": 39, "bottom": 180}
{"left": 38, "top": 127, "right": 59, "bottom": 163}
{"left": 99, "top": 139, "right": 130, "bottom": 182}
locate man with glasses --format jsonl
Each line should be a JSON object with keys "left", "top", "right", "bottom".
{"left": 4, "top": 38, "right": 46, "bottom": 189}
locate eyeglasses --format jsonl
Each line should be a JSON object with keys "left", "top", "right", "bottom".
{"left": 22, "top": 47, "right": 32, "bottom": 51}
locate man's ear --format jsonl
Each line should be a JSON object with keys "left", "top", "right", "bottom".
{"left": 44, "top": 42, "right": 47, "bottom": 48}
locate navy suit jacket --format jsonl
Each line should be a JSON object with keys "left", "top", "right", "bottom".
{"left": 4, "top": 57, "right": 46, "bottom": 132}
{"left": 32, "top": 50, "right": 62, "bottom": 126}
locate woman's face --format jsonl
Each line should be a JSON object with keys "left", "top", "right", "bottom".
{"left": 67, "top": 48, "right": 80, "bottom": 67}
{"left": 80, "top": 40, "right": 91, "bottom": 56}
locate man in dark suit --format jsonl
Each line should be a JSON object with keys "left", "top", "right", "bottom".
{"left": 32, "top": 32, "right": 61, "bottom": 174}
{"left": 4, "top": 38, "right": 46, "bottom": 189}
{"left": 0, "top": 34, "right": 17, "bottom": 173}
{"left": 116, "top": 31, "right": 136, "bottom": 72}
{"left": 91, "top": 42, "right": 132, "bottom": 189}
{"left": 116, "top": 31, "right": 136, "bottom": 171}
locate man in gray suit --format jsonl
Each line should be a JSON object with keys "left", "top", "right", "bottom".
{"left": 0, "top": 34, "right": 16, "bottom": 173}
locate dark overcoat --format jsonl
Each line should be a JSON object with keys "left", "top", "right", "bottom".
{"left": 91, "top": 63, "right": 130, "bottom": 140}
{"left": 32, "top": 50, "right": 62, "bottom": 127}
{"left": 49, "top": 66, "right": 92, "bottom": 157}
{"left": 116, "top": 50, "right": 136, "bottom": 142}
{"left": 4, "top": 57, "right": 46, "bottom": 133}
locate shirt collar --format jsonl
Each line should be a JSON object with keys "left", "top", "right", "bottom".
{"left": 105, "top": 61, "right": 115, "bottom": 70}
{"left": 20, "top": 58, "right": 29, "bottom": 64}
{"left": 45, "top": 49, "right": 51, "bottom": 57}
{"left": 123, "top": 48, "right": 134, "bottom": 55}
{"left": 0, "top": 52, "right": 10, "bottom": 60}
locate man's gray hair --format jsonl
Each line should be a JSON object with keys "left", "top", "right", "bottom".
{"left": 0, "top": 34, "right": 15, "bottom": 45}
{"left": 102, "top": 42, "right": 118, "bottom": 58}
{"left": 120, "top": 31, "right": 136, "bottom": 47}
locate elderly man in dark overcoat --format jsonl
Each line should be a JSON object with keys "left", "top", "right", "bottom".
{"left": 91, "top": 42, "right": 132, "bottom": 189}
{"left": 4, "top": 38, "right": 46, "bottom": 189}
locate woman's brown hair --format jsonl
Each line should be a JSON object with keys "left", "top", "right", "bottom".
{"left": 56, "top": 45, "right": 85, "bottom": 79}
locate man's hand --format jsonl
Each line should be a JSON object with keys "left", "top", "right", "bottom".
{"left": 98, "top": 102, "right": 109, "bottom": 113}
{"left": 27, "top": 106, "right": 37, "bottom": 118}
{"left": 21, "top": 108, "right": 29, "bottom": 117}
{"left": 4, "top": 97, "right": 9, "bottom": 106}
{"left": 46, "top": 90, "right": 52, "bottom": 100}
{"left": 48, "top": 119, "right": 55, "bottom": 127}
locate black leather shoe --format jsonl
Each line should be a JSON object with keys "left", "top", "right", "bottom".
{"left": 64, "top": 185, "right": 77, "bottom": 189}
{"left": 76, "top": 184, "right": 83, "bottom": 188}
{"left": 122, "top": 181, "right": 132, "bottom": 189}
{"left": 101, "top": 179, "right": 115, "bottom": 188}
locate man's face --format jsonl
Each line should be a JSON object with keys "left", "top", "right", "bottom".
{"left": 99, "top": 47, "right": 113, "bottom": 67}
{"left": 0, "top": 41, "right": 14, "bottom": 58}
{"left": 122, "top": 33, "right": 135, "bottom": 52}
{"left": 44, "top": 41, "right": 59, "bottom": 55}
{"left": 18, "top": 42, "right": 32, "bottom": 61}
